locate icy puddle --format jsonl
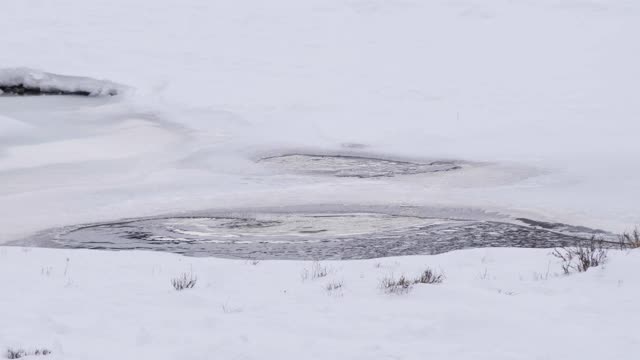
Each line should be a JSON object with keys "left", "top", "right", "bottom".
{"left": 258, "top": 154, "right": 461, "bottom": 178}
{"left": 24, "top": 209, "right": 609, "bottom": 260}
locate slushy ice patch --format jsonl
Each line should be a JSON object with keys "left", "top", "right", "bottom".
{"left": 28, "top": 211, "right": 610, "bottom": 260}
{"left": 258, "top": 154, "right": 461, "bottom": 178}
{"left": 0, "top": 68, "right": 124, "bottom": 96}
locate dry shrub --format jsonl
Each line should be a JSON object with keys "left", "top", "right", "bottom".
{"left": 301, "top": 262, "right": 329, "bottom": 281}
{"left": 619, "top": 228, "right": 640, "bottom": 249}
{"left": 171, "top": 272, "right": 197, "bottom": 291}
{"left": 325, "top": 281, "right": 344, "bottom": 296}
{"left": 380, "top": 275, "right": 414, "bottom": 294}
{"left": 7, "top": 348, "right": 51, "bottom": 359}
{"left": 413, "top": 268, "right": 444, "bottom": 284}
{"left": 381, "top": 267, "right": 445, "bottom": 294}
{"left": 552, "top": 239, "right": 608, "bottom": 274}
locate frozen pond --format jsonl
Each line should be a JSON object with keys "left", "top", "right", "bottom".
{"left": 258, "top": 154, "right": 461, "bottom": 178}
{"left": 22, "top": 206, "right": 611, "bottom": 260}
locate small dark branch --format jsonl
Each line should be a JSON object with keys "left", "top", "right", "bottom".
{"left": 171, "top": 272, "right": 197, "bottom": 291}
{"left": 413, "top": 268, "right": 445, "bottom": 285}
{"left": 619, "top": 228, "right": 640, "bottom": 249}
{"left": 301, "top": 262, "right": 330, "bottom": 282}
{"left": 552, "top": 247, "right": 573, "bottom": 275}
{"left": 552, "top": 237, "right": 608, "bottom": 274}
{"left": 380, "top": 275, "right": 413, "bottom": 294}
{"left": 381, "top": 267, "right": 445, "bottom": 294}
{"left": 311, "top": 261, "right": 328, "bottom": 279}
{"left": 325, "top": 281, "right": 344, "bottom": 292}
{"left": 7, "top": 348, "right": 52, "bottom": 359}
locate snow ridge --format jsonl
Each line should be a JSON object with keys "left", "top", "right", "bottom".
{"left": 0, "top": 68, "right": 124, "bottom": 96}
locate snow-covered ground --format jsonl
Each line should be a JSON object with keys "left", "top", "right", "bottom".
{"left": 1, "top": 246, "right": 639, "bottom": 359}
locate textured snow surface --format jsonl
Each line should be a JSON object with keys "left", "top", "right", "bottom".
{"left": 0, "top": 68, "right": 123, "bottom": 96}
{"left": 1, "top": 247, "right": 639, "bottom": 359}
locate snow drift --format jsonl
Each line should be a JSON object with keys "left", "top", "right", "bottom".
{"left": 0, "top": 68, "right": 124, "bottom": 96}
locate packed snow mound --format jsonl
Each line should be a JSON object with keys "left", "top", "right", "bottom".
{"left": 0, "top": 68, "right": 124, "bottom": 96}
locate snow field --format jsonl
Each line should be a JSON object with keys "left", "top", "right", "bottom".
{"left": 1, "top": 246, "right": 638, "bottom": 360}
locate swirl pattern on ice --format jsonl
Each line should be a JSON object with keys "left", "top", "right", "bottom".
{"left": 258, "top": 154, "right": 461, "bottom": 178}
{"left": 25, "top": 208, "right": 610, "bottom": 260}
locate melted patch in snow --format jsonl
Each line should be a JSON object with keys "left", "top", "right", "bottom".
{"left": 258, "top": 154, "right": 461, "bottom": 178}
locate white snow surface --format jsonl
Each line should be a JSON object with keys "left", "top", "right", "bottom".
{"left": 1, "top": 246, "right": 639, "bottom": 359}
{"left": 0, "top": 114, "right": 33, "bottom": 136}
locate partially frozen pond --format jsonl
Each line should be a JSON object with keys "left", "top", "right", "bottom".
{"left": 0, "top": 70, "right": 622, "bottom": 259}
{"left": 23, "top": 207, "right": 609, "bottom": 260}
{"left": 258, "top": 154, "right": 461, "bottom": 178}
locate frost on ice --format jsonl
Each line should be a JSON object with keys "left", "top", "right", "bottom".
{"left": 0, "top": 68, "right": 124, "bottom": 96}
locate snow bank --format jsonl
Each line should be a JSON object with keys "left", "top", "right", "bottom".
{"left": 0, "top": 68, "right": 124, "bottom": 96}
{"left": 0, "top": 246, "right": 638, "bottom": 360}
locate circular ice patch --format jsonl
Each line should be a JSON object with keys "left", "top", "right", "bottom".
{"left": 258, "top": 154, "right": 461, "bottom": 178}
{"left": 32, "top": 211, "right": 604, "bottom": 260}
